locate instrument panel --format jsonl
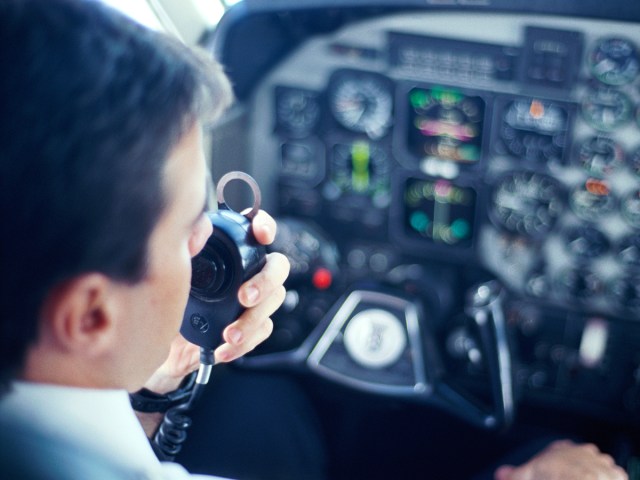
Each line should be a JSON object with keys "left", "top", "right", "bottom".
{"left": 240, "top": 11, "right": 640, "bottom": 423}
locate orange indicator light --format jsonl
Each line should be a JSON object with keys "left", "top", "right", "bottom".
{"left": 529, "top": 100, "right": 545, "bottom": 119}
{"left": 585, "top": 178, "right": 610, "bottom": 196}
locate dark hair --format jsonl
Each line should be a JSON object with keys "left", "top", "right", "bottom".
{"left": 0, "top": 0, "right": 233, "bottom": 386}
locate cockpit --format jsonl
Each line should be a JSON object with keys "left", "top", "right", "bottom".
{"left": 201, "top": 1, "right": 640, "bottom": 477}
{"left": 5, "top": 0, "right": 640, "bottom": 478}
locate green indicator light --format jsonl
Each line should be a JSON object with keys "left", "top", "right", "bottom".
{"left": 410, "top": 211, "right": 430, "bottom": 232}
{"left": 410, "top": 89, "right": 429, "bottom": 108}
{"left": 431, "top": 86, "right": 462, "bottom": 105}
{"left": 450, "top": 219, "right": 470, "bottom": 239}
{"left": 459, "top": 145, "right": 479, "bottom": 161}
{"left": 351, "top": 141, "right": 370, "bottom": 193}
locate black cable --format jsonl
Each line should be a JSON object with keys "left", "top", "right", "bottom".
{"left": 153, "top": 348, "right": 214, "bottom": 461}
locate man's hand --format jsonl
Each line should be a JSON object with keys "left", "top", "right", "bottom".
{"left": 214, "top": 209, "right": 289, "bottom": 363}
{"left": 494, "top": 440, "right": 628, "bottom": 480}
{"left": 143, "top": 210, "right": 289, "bottom": 394}
{"left": 142, "top": 335, "right": 200, "bottom": 394}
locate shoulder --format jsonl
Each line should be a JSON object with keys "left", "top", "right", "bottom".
{"left": 0, "top": 413, "right": 139, "bottom": 480}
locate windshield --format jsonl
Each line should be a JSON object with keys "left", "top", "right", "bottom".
{"left": 97, "top": 0, "right": 242, "bottom": 31}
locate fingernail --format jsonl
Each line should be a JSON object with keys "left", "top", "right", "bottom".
{"left": 245, "top": 285, "right": 259, "bottom": 304}
{"left": 228, "top": 328, "right": 242, "bottom": 344}
{"left": 256, "top": 219, "right": 273, "bottom": 237}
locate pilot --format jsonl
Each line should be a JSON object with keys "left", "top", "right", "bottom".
{"left": 0, "top": 0, "right": 288, "bottom": 477}
{"left": 0, "top": 1, "right": 628, "bottom": 479}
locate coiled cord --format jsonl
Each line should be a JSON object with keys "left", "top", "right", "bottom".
{"left": 152, "top": 349, "right": 214, "bottom": 461}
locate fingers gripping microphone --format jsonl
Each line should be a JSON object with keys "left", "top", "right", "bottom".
{"left": 180, "top": 171, "right": 267, "bottom": 351}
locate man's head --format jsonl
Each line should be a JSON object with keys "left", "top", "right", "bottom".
{"left": 0, "top": 0, "right": 232, "bottom": 389}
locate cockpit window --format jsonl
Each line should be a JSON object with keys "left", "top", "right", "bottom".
{"left": 96, "top": 0, "right": 163, "bottom": 30}
{"left": 96, "top": 0, "right": 241, "bottom": 31}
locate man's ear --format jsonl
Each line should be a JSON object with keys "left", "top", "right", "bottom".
{"left": 40, "top": 273, "right": 117, "bottom": 356}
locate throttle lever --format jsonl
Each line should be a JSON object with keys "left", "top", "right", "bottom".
{"left": 465, "top": 280, "right": 515, "bottom": 429}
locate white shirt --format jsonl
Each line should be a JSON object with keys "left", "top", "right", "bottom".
{"left": 0, "top": 381, "right": 228, "bottom": 479}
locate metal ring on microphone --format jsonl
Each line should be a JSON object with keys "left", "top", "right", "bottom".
{"left": 216, "top": 171, "right": 262, "bottom": 220}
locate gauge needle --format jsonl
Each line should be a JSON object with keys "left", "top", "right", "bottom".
{"left": 592, "top": 58, "right": 615, "bottom": 75}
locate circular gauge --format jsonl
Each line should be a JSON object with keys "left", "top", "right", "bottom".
{"left": 621, "top": 190, "right": 640, "bottom": 228}
{"left": 588, "top": 37, "right": 640, "bottom": 86}
{"left": 500, "top": 98, "right": 569, "bottom": 163}
{"left": 280, "top": 141, "right": 323, "bottom": 182}
{"left": 618, "top": 233, "right": 640, "bottom": 268}
{"left": 628, "top": 147, "right": 640, "bottom": 177}
{"left": 275, "top": 87, "right": 321, "bottom": 136}
{"left": 504, "top": 99, "right": 568, "bottom": 133}
{"left": 564, "top": 225, "right": 610, "bottom": 259}
{"left": 581, "top": 88, "right": 633, "bottom": 132}
{"left": 491, "top": 171, "right": 564, "bottom": 237}
{"left": 575, "top": 136, "right": 624, "bottom": 177}
{"left": 557, "top": 267, "right": 603, "bottom": 301}
{"left": 330, "top": 141, "right": 390, "bottom": 198}
{"left": 570, "top": 178, "right": 616, "bottom": 221}
{"left": 328, "top": 71, "right": 393, "bottom": 139}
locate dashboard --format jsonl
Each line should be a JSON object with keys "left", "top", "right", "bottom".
{"left": 211, "top": 6, "right": 640, "bottom": 430}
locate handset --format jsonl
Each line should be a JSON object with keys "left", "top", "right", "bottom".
{"left": 180, "top": 171, "right": 267, "bottom": 351}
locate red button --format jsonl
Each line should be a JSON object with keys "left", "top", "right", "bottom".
{"left": 312, "top": 267, "right": 332, "bottom": 290}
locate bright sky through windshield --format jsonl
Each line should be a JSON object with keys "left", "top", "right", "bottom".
{"left": 98, "top": 0, "right": 236, "bottom": 30}
{"left": 97, "top": 0, "right": 162, "bottom": 29}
